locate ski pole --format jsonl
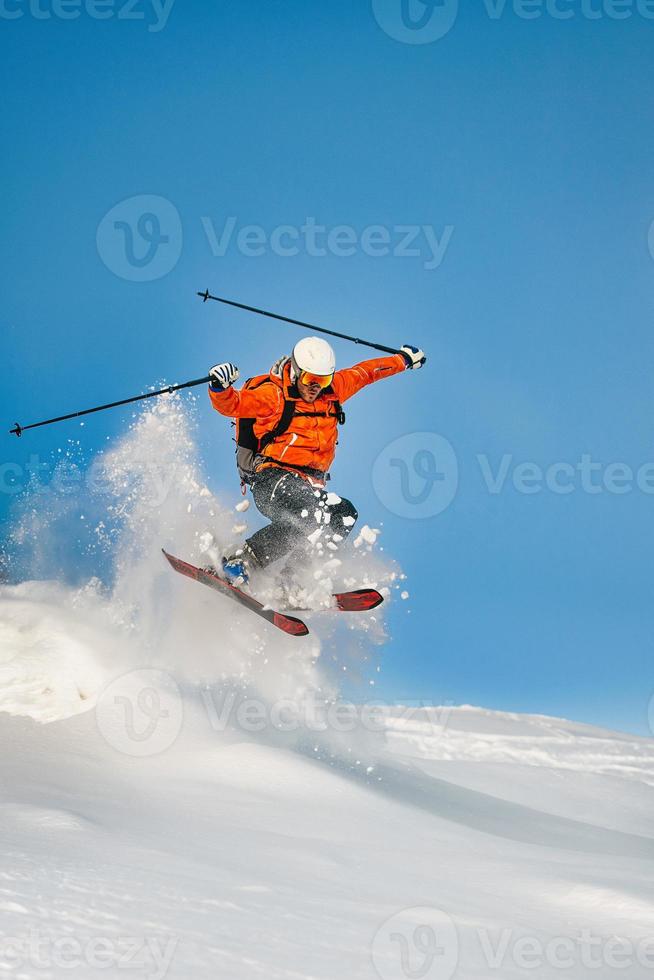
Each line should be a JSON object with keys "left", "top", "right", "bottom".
{"left": 9, "top": 376, "right": 211, "bottom": 438}
{"left": 198, "top": 289, "right": 403, "bottom": 356}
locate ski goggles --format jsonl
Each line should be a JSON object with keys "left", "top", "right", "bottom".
{"left": 299, "top": 370, "right": 334, "bottom": 389}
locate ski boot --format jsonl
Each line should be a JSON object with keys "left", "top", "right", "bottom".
{"left": 221, "top": 544, "right": 258, "bottom": 587}
{"left": 276, "top": 552, "right": 311, "bottom": 609}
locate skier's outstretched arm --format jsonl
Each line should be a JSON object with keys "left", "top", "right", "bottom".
{"left": 333, "top": 345, "right": 426, "bottom": 403}
{"left": 207, "top": 362, "right": 282, "bottom": 419}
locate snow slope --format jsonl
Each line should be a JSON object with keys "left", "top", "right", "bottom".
{"left": 1, "top": 698, "right": 653, "bottom": 980}
{"left": 1, "top": 398, "right": 653, "bottom": 979}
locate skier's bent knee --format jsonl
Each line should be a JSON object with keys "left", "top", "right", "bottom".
{"left": 338, "top": 498, "right": 358, "bottom": 533}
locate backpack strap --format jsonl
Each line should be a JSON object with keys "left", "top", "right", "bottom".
{"left": 258, "top": 398, "right": 297, "bottom": 451}
{"left": 259, "top": 397, "right": 346, "bottom": 450}
{"left": 292, "top": 401, "right": 345, "bottom": 425}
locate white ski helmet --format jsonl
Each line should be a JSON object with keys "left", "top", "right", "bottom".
{"left": 291, "top": 336, "right": 336, "bottom": 381}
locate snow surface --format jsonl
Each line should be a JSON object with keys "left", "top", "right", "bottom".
{"left": 1, "top": 398, "right": 653, "bottom": 979}
{"left": 1, "top": 692, "right": 653, "bottom": 979}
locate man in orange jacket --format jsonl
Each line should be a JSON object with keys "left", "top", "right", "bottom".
{"left": 208, "top": 337, "right": 426, "bottom": 584}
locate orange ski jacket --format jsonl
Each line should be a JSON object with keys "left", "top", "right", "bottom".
{"left": 209, "top": 354, "right": 407, "bottom": 477}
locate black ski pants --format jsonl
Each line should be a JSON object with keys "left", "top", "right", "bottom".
{"left": 246, "top": 467, "right": 358, "bottom": 569}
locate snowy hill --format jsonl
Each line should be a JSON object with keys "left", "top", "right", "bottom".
{"left": 1, "top": 399, "right": 653, "bottom": 979}
{"left": 1, "top": 681, "right": 653, "bottom": 979}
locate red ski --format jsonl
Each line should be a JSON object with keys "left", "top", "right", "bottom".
{"left": 162, "top": 550, "right": 309, "bottom": 637}
{"left": 291, "top": 589, "right": 384, "bottom": 613}
{"left": 162, "top": 551, "right": 384, "bottom": 637}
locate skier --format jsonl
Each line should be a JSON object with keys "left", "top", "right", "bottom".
{"left": 208, "top": 338, "right": 426, "bottom": 584}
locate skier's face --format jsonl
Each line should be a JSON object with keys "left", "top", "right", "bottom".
{"left": 296, "top": 368, "right": 334, "bottom": 402}
{"left": 297, "top": 378, "right": 322, "bottom": 402}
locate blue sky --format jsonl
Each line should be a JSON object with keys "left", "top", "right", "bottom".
{"left": 2, "top": 0, "right": 654, "bottom": 734}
